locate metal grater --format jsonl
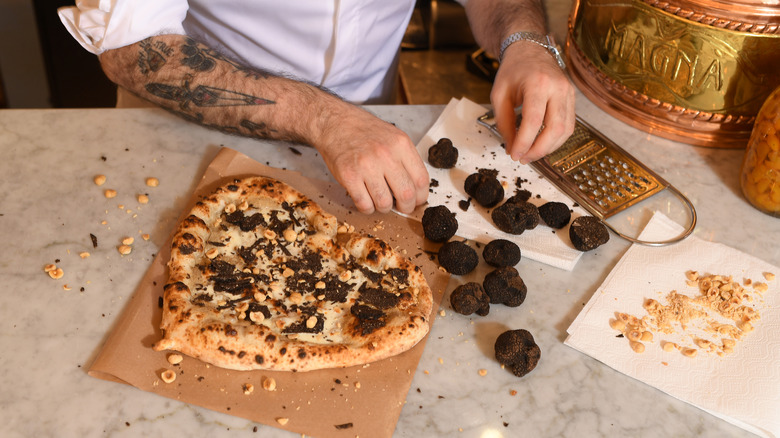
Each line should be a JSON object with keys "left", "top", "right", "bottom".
{"left": 530, "top": 119, "right": 665, "bottom": 219}
{"left": 477, "top": 110, "right": 696, "bottom": 245}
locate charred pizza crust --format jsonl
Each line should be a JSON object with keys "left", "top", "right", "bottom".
{"left": 153, "top": 176, "right": 433, "bottom": 371}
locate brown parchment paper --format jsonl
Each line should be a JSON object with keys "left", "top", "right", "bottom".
{"left": 88, "top": 147, "right": 449, "bottom": 438}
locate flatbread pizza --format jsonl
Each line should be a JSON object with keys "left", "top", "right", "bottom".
{"left": 153, "top": 176, "right": 433, "bottom": 372}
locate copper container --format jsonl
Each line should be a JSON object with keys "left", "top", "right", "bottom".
{"left": 566, "top": 0, "right": 780, "bottom": 148}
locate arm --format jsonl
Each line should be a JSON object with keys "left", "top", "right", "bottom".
{"left": 464, "top": 0, "right": 576, "bottom": 163}
{"left": 99, "top": 35, "right": 429, "bottom": 214}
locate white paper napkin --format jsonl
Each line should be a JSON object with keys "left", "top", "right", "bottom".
{"left": 405, "top": 97, "right": 587, "bottom": 271}
{"left": 565, "top": 211, "right": 780, "bottom": 438}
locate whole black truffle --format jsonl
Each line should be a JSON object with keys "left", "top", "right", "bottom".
{"left": 491, "top": 201, "right": 539, "bottom": 235}
{"left": 482, "top": 239, "right": 521, "bottom": 267}
{"left": 464, "top": 169, "right": 504, "bottom": 208}
{"left": 494, "top": 329, "right": 541, "bottom": 378}
{"left": 437, "top": 241, "right": 479, "bottom": 275}
{"left": 538, "top": 201, "right": 571, "bottom": 229}
{"left": 449, "top": 282, "right": 490, "bottom": 316}
{"left": 483, "top": 266, "right": 527, "bottom": 307}
{"left": 422, "top": 205, "right": 458, "bottom": 242}
{"left": 428, "top": 138, "right": 459, "bottom": 169}
{"left": 569, "top": 216, "right": 610, "bottom": 251}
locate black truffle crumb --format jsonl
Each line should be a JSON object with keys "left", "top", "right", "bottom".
{"left": 494, "top": 329, "right": 541, "bottom": 378}
{"left": 458, "top": 199, "right": 471, "bottom": 211}
{"left": 483, "top": 266, "right": 527, "bottom": 307}
{"left": 464, "top": 169, "right": 504, "bottom": 208}
{"left": 428, "top": 138, "right": 459, "bottom": 169}
{"left": 449, "top": 282, "right": 490, "bottom": 316}
{"left": 482, "top": 239, "right": 521, "bottom": 267}
{"left": 422, "top": 205, "right": 458, "bottom": 243}
{"left": 505, "top": 190, "right": 532, "bottom": 205}
{"left": 569, "top": 216, "right": 610, "bottom": 251}
{"left": 491, "top": 201, "right": 539, "bottom": 235}
{"left": 437, "top": 241, "right": 479, "bottom": 275}
{"left": 538, "top": 201, "right": 571, "bottom": 229}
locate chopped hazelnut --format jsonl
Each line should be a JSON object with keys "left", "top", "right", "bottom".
{"left": 47, "top": 267, "right": 64, "bottom": 279}
{"left": 262, "top": 377, "right": 277, "bottom": 391}
{"left": 275, "top": 417, "right": 289, "bottom": 426}
{"left": 79, "top": 252, "right": 90, "bottom": 259}
{"left": 122, "top": 236, "right": 134, "bottom": 245}
{"left": 93, "top": 174, "right": 106, "bottom": 186}
{"left": 117, "top": 245, "right": 132, "bottom": 255}
{"left": 243, "top": 383, "right": 254, "bottom": 395}
{"left": 283, "top": 228, "right": 297, "bottom": 242}
{"left": 167, "top": 353, "right": 183, "bottom": 365}
{"left": 161, "top": 369, "right": 176, "bottom": 383}
{"left": 137, "top": 194, "right": 149, "bottom": 204}
{"left": 104, "top": 189, "right": 117, "bottom": 198}
{"left": 145, "top": 177, "right": 159, "bottom": 187}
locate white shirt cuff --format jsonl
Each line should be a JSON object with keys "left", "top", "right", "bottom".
{"left": 58, "top": 0, "right": 188, "bottom": 55}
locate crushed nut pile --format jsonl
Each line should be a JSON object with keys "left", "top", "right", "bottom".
{"left": 611, "top": 270, "right": 774, "bottom": 358}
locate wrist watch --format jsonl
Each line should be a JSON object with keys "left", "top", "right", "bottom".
{"left": 499, "top": 32, "right": 566, "bottom": 69}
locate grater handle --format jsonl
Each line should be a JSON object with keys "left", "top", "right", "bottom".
{"left": 599, "top": 183, "right": 697, "bottom": 246}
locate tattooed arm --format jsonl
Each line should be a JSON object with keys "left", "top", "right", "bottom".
{"left": 464, "top": 0, "right": 575, "bottom": 163}
{"left": 99, "top": 34, "right": 429, "bottom": 214}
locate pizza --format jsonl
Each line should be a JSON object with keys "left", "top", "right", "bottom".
{"left": 153, "top": 176, "right": 433, "bottom": 372}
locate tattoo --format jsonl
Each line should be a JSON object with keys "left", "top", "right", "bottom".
{"left": 146, "top": 77, "right": 275, "bottom": 110}
{"left": 240, "top": 119, "right": 277, "bottom": 137}
{"left": 138, "top": 40, "right": 169, "bottom": 74}
{"left": 181, "top": 38, "right": 269, "bottom": 79}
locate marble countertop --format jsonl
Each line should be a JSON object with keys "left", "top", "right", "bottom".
{"left": 1, "top": 96, "right": 778, "bottom": 438}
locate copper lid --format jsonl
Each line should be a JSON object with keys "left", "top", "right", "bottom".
{"left": 566, "top": 0, "right": 780, "bottom": 148}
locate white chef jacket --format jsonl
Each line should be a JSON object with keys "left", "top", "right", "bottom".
{"left": 58, "top": 0, "right": 418, "bottom": 104}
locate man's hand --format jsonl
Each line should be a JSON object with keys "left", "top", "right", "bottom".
{"left": 491, "top": 43, "right": 575, "bottom": 164}
{"left": 314, "top": 104, "right": 429, "bottom": 214}
{"left": 463, "top": 0, "right": 576, "bottom": 163}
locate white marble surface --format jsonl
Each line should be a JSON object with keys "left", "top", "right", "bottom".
{"left": 1, "top": 97, "right": 778, "bottom": 438}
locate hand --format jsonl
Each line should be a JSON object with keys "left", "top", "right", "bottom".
{"left": 490, "top": 43, "right": 576, "bottom": 163}
{"left": 314, "top": 105, "right": 429, "bottom": 214}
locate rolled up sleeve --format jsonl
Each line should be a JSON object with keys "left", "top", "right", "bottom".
{"left": 58, "top": 0, "right": 189, "bottom": 54}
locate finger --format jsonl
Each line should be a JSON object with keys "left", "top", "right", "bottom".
{"left": 400, "top": 146, "right": 430, "bottom": 208}
{"left": 346, "top": 182, "right": 376, "bottom": 214}
{"left": 386, "top": 169, "right": 418, "bottom": 214}
{"left": 491, "top": 91, "right": 519, "bottom": 155}
{"left": 510, "top": 101, "right": 545, "bottom": 162}
{"left": 521, "top": 89, "right": 576, "bottom": 163}
{"left": 364, "top": 175, "right": 395, "bottom": 214}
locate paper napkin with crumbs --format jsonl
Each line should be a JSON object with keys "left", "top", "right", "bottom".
{"left": 565, "top": 211, "right": 780, "bottom": 438}
{"left": 404, "top": 97, "right": 588, "bottom": 271}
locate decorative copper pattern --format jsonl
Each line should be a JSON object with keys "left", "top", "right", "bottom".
{"left": 567, "top": 0, "right": 780, "bottom": 148}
